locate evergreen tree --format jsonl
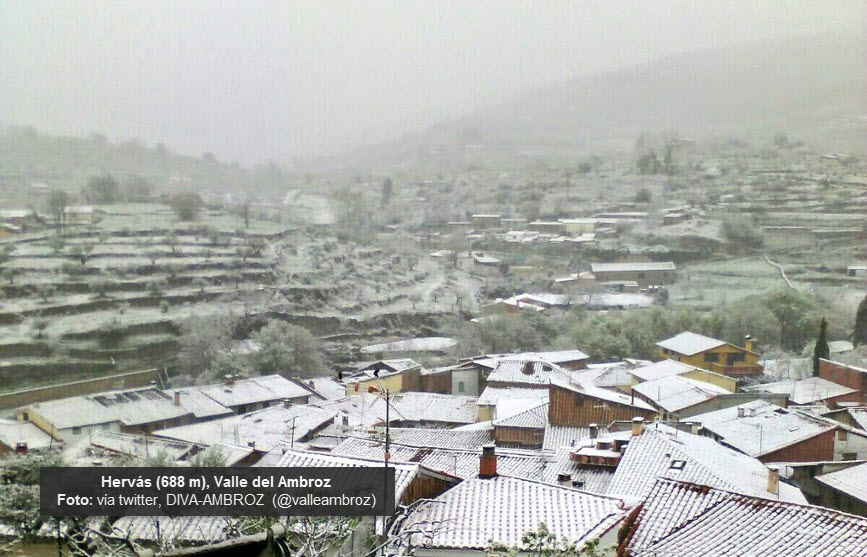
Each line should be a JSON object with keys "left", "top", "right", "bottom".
{"left": 854, "top": 294, "right": 867, "bottom": 347}
{"left": 813, "top": 317, "right": 829, "bottom": 376}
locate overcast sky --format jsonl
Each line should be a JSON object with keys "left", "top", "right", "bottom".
{"left": 0, "top": 1, "right": 862, "bottom": 164}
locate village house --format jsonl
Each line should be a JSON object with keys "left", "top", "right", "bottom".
{"left": 548, "top": 375, "right": 656, "bottom": 427}
{"left": 456, "top": 250, "right": 502, "bottom": 273}
{"left": 815, "top": 461, "right": 867, "bottom": 516}
{"left": 631, "top": 375, "right": 733, "bottom": 420}
{"left": 559, "top": 218, "right": 597, "bottom": 235}
{"left": 589, "top": 261, "right": 676, "bottom": 287}
{"left": 0, "top": 418, "right": 56, "bottom": 455}
{"left": 605, "top": 421, "right": 806, "bottom": 504}
{"left": 193, "top": 374, "right": 316, "bottom": 414}
{"left": 153, "top": 401, "right": 338, "bottom": 452}
{"left": 627, "top": 359, "right": 737, "bottom": 392}
{"left": 342, "top": 359, "right": 423, "bottom": 396}
{"left": 620, "top": 478, "right": 867, "bottom": 556}
{"left": 818, "top": 359, "right": 867, "bottom": 403}
{"left": 744, "top": 376, "right": 860, "bottom": 408}
{"left": 391, "top": 446, "right": 631, "bottom": 556}
{"left": 655, "top": 331, "right": 763, "bottom": 375}
{"left": 17, "top": 386, "right": 196, "bottom": 444}
{"left": 386, "top": 392, "right": 478, "bottom": 428}
{"left": 690, "top": 400, "right": 840, "bottom": 463}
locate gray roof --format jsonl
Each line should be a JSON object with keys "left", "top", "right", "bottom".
{"left": 486, "top": 359, "right": 570, "bottom": 386}
{"left": 629, "top": 359, "right": 698, "bottom": 382}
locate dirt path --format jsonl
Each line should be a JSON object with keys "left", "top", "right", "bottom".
{"left": 764, "top": 254, "right": 797, "bottom": 290}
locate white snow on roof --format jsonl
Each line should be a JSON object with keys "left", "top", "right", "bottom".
{"left": 111, "top": 516, "right": 240, "bottom": 544}
{"left": 628, "top": 359, "right": 698, "bottom": 382}
{"left": 591, "top": 261, "right": 675, "bottom": 273}
{"left": 154, "top": 404, "right": 336, "bottom": 451}
{"left": 388, "top": 392, "right": 478, "bottom": 425}
{"left": 551, "top": 375, "right": 655, "bottom": 411}
{"left": 332, "top": 438, "right": 546, "bottom": 481}
{"left": 606, "top": 424, "right": 806, "bottom": 504}
{"left": 632, "top": 375, "right": 730, "bottom": 413}
{"left": 744, "top": 377, "right": 857, "bottom": 405}
{"left": 690, "top": 400, "right": 836, "bottom": 457}
{"left": 398, "top": 475, "right": 629, "bottom": 551}
{"left": 815, "top": 462, "right": 867, "bottom": 504}
{"left": 486, "top": 359, "right": 570, "bottom": 386}
{"left": 361, "top": 337, "right": 456, "bottom": 353}
{"left": 542, "top": 425, "right": 606, "bottom": 452}
{"left": 25, "top": 387, "right": 192, "bottom": 430}
{"left": 656, "top": 331, "right": 727, "bottom": 356}
{"left": 195, "top": 374, "right": 312, "bottom": 408}
{"left": 477, "top": 386, "right": 548, "bottom": 406}
{"left": 0, "top": 418, "right": 55, "bottom": 450}
{"left": 494, "top": 402, "right": 548, "bottom": 429}
{"left": 627, "top": 478, "right": 867, "bottom": 557}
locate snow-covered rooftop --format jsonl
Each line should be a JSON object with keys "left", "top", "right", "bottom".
{"left": 690, "top": 400, "right": 836, "bottom": 457}
{"left": 656, "top": 331, "right": 727, "bottom": 356}
{"left": 606, "top": 424, "right": 806, "bottom": 504}
{"left": 397, "top": 475, "right": 629, "bottom": 551}
{"left": 632, "top": 375, "right": 730, "bottom": 413}
{"left": 815, "top": 462, "right": 867, "bottom": 504}
{"left": 744, "top": 377, "right": 857, "bottom": 405}
{"left": 626, "top": 478, "right": 867, "bottom": 557}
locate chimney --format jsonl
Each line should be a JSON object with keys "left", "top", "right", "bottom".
{"left": 744, "top": 335, "right": 753, "bottom": 353}
{"left": 767, "top": 465, "right": 779, "bottom": 495}
{"left": 308, "top": 380, "right": 315, "bottom": 389}
{"left": 522, "top": 361, "right": 535, "bottom": 375}
{"left": 737, "top": 407, "right": 745, "bottom": 418}
{"left": 283, "top": 399, "right": 292, "bottom": 409}
{"left": 247, "top": 441, "right": 256, "bottom": 449}
{"left": 631, "top": 417, "right": 645, "bottom": 437}
{"left": 556, "top": 473, "right": 571, "bottom": 487}
{"left": 224, "top": 374, "right": 235, "bottom": 386}
{"left": 688, "top": 422, "right": 701, "bottom": 435}
{"left": 14, "top": 442, "right": 28, "bottom": 455}
{"left": 589, "top": 423, "right": 598, "bottom": 439}
{"left": 479, "top": 444, "right": 497, "bottom": 478}
{"left": 173, "top": 391, "right": 182, "bottom": 406}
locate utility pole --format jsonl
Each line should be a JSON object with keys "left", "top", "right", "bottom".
{"left": 382, "top": 389, "right": 390, "bottom": 555}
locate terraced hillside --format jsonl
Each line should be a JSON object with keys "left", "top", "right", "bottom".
{"left": 0, "top": 203, "right": 482, "bottom": 395}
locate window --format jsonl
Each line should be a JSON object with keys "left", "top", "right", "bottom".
{"left": 21, "top": 412, "right": 28, "bottom": 422}
{"left": 102, "top": 423, "right": 110, "bottom": 430}
{"left": 704, "top": 352, "right": 720, "bottom": 363}
{"left": 726, "top": 352, "right": 745, "bottom": 366}
{"left": 457, "top": 381, "right": 465, "bottom": 393}
{"left": 72, "top": 426, "right": 82, "bottom": 435}
{"left": 838, "top": 430, "right": 848, "bottom": 441}
{"left": 574, "top": 393, "right": 583, "bottom": 407}
{"left": 843, "top": 452, "right": 857, "bottom": 461}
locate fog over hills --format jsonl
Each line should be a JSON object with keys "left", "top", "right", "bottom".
{"left": 313, "top": 33, "right": 865, "bottom": 172}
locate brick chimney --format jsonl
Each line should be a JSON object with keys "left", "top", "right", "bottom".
{"left": 479, "top": 444, "right": 497, "bottom": 478}
{"left": 589, "top": 423, "right": 598, "bottom": 439}
{"left": 173, "top": 391, "right": 182, "bottom": 406}
{"left": 631, "top": 417, "right": 645, "bottom": 437}
{"left": 224, "top": 374, "right": 235, "bottom": 386}
{"left": 744, "top": 335, "right": 754, "bottom": 353}
{"left": 767, "top": 465, "right": 779, "bottom": 495}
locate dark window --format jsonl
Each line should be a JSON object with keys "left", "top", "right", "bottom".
{"left": 704, "top": 352, "right": 720, "bottom": 363}
{"left": 574, "top": 394, "right": 583, "bottom": 407}
{"left": 72, "top": 426, "right": 82, "bottom": 435}
{"left": 843, "top": 452, "right": 857, "bottom": 460}
{"left": 726, "top": 353, "right": 745, "bottom": 365}
{"left": 457, "top": 381, "right": 465, "bottom": 393}
{"left": 21, "top": 412, "right": 29, "bottom": 421}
